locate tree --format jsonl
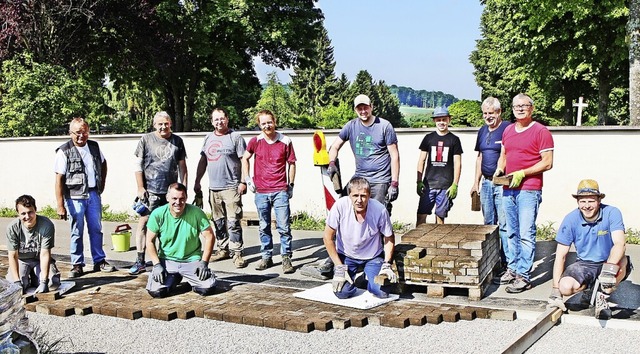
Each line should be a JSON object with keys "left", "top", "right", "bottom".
{"left": 290, "top": 26, "right": 338, "bottom": 124}
{"left": 448, "top": 100, "right": 483, "bottom": 127}
{"left": 246, "top": 72, "right": 298, "bottom": 128}
{"left": 630, "top": 0, "right": 640, "bottom": 125}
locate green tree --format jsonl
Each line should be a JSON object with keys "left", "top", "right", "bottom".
{"left": 246, "top": 72, "right": 298, "bottom": 128}
{"left": 318, "top": 102, "right": 354, "bottom": 129}
{"left": 448, "top": 100, "right": 483, "bottom": 127}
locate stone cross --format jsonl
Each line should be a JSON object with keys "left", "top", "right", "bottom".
{"left": 573, "top": 96, "right": 588, "bottom": 126}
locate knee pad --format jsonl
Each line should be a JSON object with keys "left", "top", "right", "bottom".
{"left": 148, "top": 288, "right": 169, "bottom": 298}
{"left": 192, "top": 286, "right": 216, "bottom": 296}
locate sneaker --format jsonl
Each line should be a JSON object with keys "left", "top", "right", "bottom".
{"left": 210, "top": 249, "right": 231, "bottom": 262}
{"left": 505, "top": 276, "right": 532, "bottom": 293}
{"left": 255, "top": 258, "right": 273, "bottom": 271}
{"left": 129, "top": 260, "right": 147, "bottom": 275}
{"left": 93, "top": 260, "right": 116, "bottom": 272}
{"left": 594, "top": 291, "right": 612, "bottom": 320}
{"left": 68, "top": 265, "right": 84, "bottom": 278}
{"left": 282, "top": 255, "right": 295, "bottom": 274}
{"left": 232, "top": 253, "right": 247, "bottom": 268}
{"left": 494, "top": 269, "right": 516, "bottom": 285}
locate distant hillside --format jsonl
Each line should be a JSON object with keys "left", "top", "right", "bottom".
{"left": 389, "top": 85, "right": 458, "bottom": 108}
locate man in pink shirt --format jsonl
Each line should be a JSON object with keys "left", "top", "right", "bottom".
{"left": 494, "top": 93, "right": 554, "bottom": 293}
{"left": 241, "top": 110, "right": 296, "bottom": 274}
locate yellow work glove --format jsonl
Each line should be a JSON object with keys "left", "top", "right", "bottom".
{"left": 509, "top": 170, "right": 525, "bottom": 188}
{"left": 447, "top": 183, "right": 458, "bottom": 199}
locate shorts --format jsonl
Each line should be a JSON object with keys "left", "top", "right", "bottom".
{"left": 148, "top": 192, "right": 168, "bottom": 211}
{"left": 562, "top": 256, "right": 632, "bottom": 287}
{"left": 417, "top": 187, "right": 452, "bottom": 218}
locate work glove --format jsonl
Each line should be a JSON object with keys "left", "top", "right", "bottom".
{"left": 546, "top": 287, "right": 566, "bottom": 311}
{"left": 137, "top": 188, "right": 149, "bottom": 202}
{"left": 287, "top": 184, "right": 294, "bottom": 199}
{"left": 493, "top": 168, "right": 504, "bottom": 178}
{"left": 387, "top": 181, "right": 399, "bottom": 202}
{"left": 245, "top": 176, "right": 256, "bottom": 193}
{"left": 327, "top": 161, "right": 338, "bottom": 178}
{"left": 447, "top": 183, "right": 458, "bottom": 199}
{"left": 35, "top": 281, "right": 49, "bottom": 294}
{"left": 152, "top": 263, "right": 168, "bottom": 284}
{"left": 416, "top": 181, "right": 425, "bottom": 196}
{"left": 192, "top": 190, "right": 204, "bottom": 209}
{"left": 378, "top": 262, "right": 397, "bottom": 283}
{"left": 509, "top": 170, "right": 525, "bottom": 188}
{"left": 598, "top": 263, "right": 620, "bottom": 290}
{"left": 195, "top": 260, "right": 212, "bottom": 281}
{"left": 332, "top": 264, "right": 353, "bottom": 293}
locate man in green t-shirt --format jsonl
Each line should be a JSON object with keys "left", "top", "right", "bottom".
{"left": 6, "top": 195, "right": 60, "bottom": 293}
{"left": 145, "top": 183, "right": 216, "bottom": 297}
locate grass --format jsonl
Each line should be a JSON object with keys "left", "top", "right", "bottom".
{"left": 289, "top": 211, "right": 411, "bottom": 234}
{"left": 0, "top": 204, "right": 136, "bottom": 222}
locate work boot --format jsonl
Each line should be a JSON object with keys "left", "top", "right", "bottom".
{"left": 68, "top": 265, "right": 84, "bottom": 278}
{"left": 93, "top": 260, "right": 116, "bottom": 272}
{"left": 493, "top": 269, "right": 516, "bottom": 285}
{"left": 594, "top": 291, "right": 612, "bottom": 320}
{"left": 210, "top": 249, "right": 230, "bottom": 262}
{"left": 255, "top": 258, "right": 273, "bottom": 271}
{"left": 505, "top": 276, "right": 532, "bottom": 293}
{"left": 282, "top": 255, "right": 295, "bottom": 274}
{"left": 232, "top": 253, "right": 247, "bottom": 269}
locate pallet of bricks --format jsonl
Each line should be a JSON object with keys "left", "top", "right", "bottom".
{"left": 392, "top": 224, "right": 500, "bottom": 300}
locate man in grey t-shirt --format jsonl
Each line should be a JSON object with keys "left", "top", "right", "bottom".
{"left": 6, "top": 195, "right": 60, "bottom": 293}
{"left": 194, "top": 108, "right": 248, "bottom": 268}
{"left": 129, "top": 111, "right": 187, "bottom": 275}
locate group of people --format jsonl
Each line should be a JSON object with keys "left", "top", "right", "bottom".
{"left": 4, "top": 93, "right": 632, "bottom": 318}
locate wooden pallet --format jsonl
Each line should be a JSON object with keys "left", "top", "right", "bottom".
{"left": 403, "top": 264, "right": 498, "bottom": 301}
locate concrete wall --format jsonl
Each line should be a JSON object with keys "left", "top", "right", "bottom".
{"left": 1, "top": 126, "right": 638, "bottom": 229}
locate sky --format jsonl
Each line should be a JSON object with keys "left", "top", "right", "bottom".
{"left": 255, "top": 0, "right": 485, "bottom": 101}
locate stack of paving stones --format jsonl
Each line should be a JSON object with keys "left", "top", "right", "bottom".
{"left": 394, "top": 224, "right": 500, "bottom": 300}
{"left": 0, "top": 254, "right": 514, "bottom": 333}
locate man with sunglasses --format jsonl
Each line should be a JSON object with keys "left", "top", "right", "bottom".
{"left": 494, "top": 93, "right": 554, "bottom": 293}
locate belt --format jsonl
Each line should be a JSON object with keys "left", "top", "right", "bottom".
{"left": 483, "top": 175, "right": 493, "bottom": 181}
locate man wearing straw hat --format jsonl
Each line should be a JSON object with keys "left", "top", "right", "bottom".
{"left": 547, "top": 179, "right": 632, "bottom": 320}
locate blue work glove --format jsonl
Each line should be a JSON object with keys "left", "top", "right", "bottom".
{"left": 546, "top": 287, "right": 566, "bottom": 311}
{"left": 327, "top": 161, "right": 338, "bottom": 178}
{"left": 35, "top": 280, "right": 49, "bottom": 294}
{"left": 332, "top": 264, "right": 353, "bottom": 293}
{"left": 152, "top": 263, "right": 168, "bottom": 284}
{"left": 195, "top": 260, "right": 212, "bottom": 281}
{"left": 509, "top": 170, "right": 525, "bottom": 188}
{"left": 378, "top": 262, "right": 397, "bottom": 283}
{"left": 192, "top": 190, "right": 203, "bottom": 209}
{"left": 387, "top": 181, "right": 399, "bottom": 202}
{"left": 287, "top": 184, "right": 294, "bottom": 199}
{"left": 245, "top": 176, "right": 256, "bottom": 193}
{"left": 447, "top": 183, "right": 458, "bottom": 199}
{"left": 416, "top": 181, "right": 425, "bottom": 196}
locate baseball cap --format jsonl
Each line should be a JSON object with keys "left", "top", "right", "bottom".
{"left": 432, "top": 106, "right": 450, "bottom": 118}
{"left": 353, "top": 94, "right": 371, "bottom": 108}
{"left": 572, "top": 179, "right": 605, "bottom": 199}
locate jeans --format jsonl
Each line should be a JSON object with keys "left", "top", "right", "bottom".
{"left": 369, "top": 183, "right": 392, "bottom": 216}
{"left": 502, "top": 189, "right": 542, "bottom": 281}
{"left": 334, "top": 254, "right": 390, "bottom": 299}
{"left": 481, "top": 179, "right": 509, "bottom": 265}
{"left": 65, "top": 190, "right": 106, "bottom": 266}
{"left": 255, "top": 190, "right": 292, "bottom": 259}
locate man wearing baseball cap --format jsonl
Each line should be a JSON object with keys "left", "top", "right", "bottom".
{"left": 547, "top": 179, "right": 632, "bottom": 320}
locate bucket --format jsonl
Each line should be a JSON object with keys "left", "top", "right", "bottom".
{"left": 111, "top": 224, "right": 132, "bottom": 252}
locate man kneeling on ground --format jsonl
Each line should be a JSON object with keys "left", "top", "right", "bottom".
{"left": 146, "top": 183, "right": 216, "bottom": 297}
{"left": 548, "top": 179, "right": 632, "bottom": 320}
{"left": 323, "top": 177, "right": 396, "bottom": 299}
{"left": 6, "top": 195, "right": 61, "bottom": 294}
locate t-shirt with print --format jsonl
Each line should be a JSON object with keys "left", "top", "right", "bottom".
{"left": 326, "top": 196, "right": 393, "bottom": 260}
{"left": 502, "top": 121, "right": 554, "bottom": 190}
{"left": 474, "top": 121, "right": 509, "bottom": 177}
{"left": 246, "top": 132, "right": 297, "bottom": 194}
{"left": 134, "top": 132, "right": 187, "bottom": 194}
{"left": 146, "top": 204, "right": 211, "bottom": 262}
{"left": 338, "top": 117, "right": 398, "bottom": 184}
{"left": 6, "top": 215, "right": 55, "bottom": 260}
{"left": 419, "top": 131, "right": 464, "bottom": 189}
{"left": 200, "top": 130, "right": 246, "bottom": 190}
{"left": 555, "top": 204, "right": 624, "bottom": 263}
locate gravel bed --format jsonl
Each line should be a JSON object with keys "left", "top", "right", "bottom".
{"left": 26, "top": 312, "right": 533, "bottom": 353}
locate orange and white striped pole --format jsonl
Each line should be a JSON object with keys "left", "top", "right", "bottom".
{"left": 313, "top": 130, "right": 342, "bottom": 212}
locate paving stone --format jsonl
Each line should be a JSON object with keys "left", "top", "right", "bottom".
{"left": 380, "top": 314, "right": 410, "bottom": 328}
